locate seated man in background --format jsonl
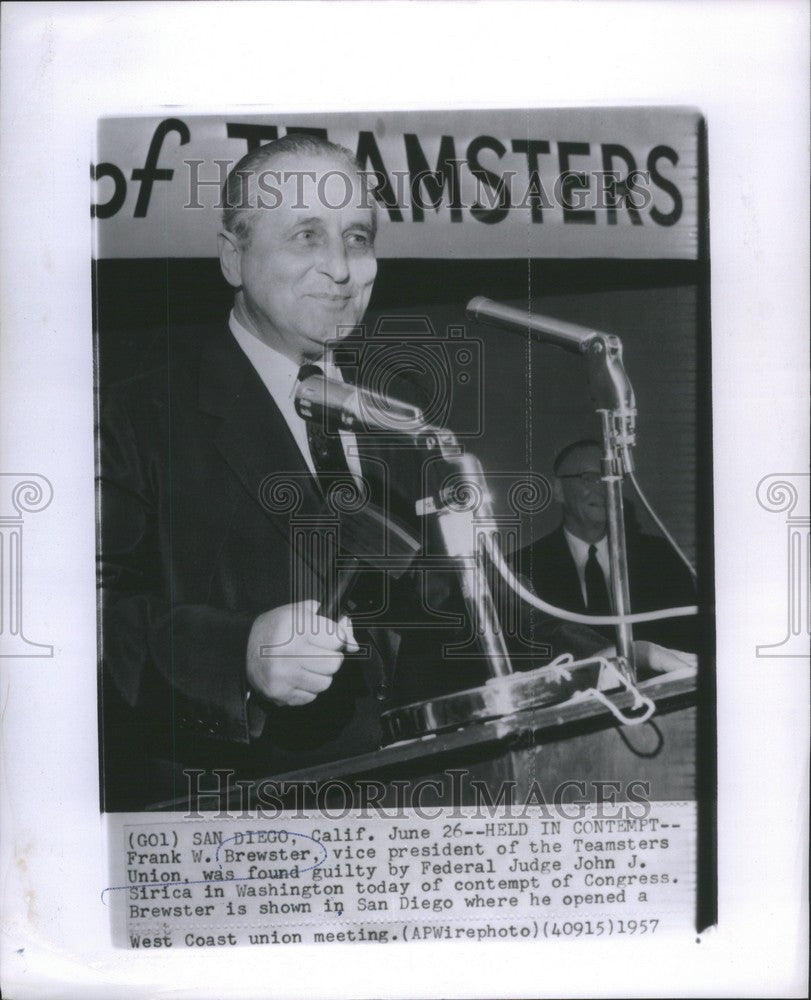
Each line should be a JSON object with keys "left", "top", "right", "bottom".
{"left": 516, "top": 439, "right": 698, "bottom": 658}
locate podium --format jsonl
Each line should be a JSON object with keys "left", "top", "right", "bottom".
{"left": 241, "top": 668, "right": 697, "bottom": 809}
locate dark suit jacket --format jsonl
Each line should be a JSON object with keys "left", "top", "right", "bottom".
{"left": 516, "top": 524, "right": 698, "bottom": 656}
{"left": 99, "top": 326, "right": 435, "bottom": 808}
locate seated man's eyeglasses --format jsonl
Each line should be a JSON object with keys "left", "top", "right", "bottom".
{"left": 557, "top": 471, "right": 602, "bottom": 484}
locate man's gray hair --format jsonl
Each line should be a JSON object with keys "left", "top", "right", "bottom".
{"left": 221, "top": 134, "right": 375, "bottom": 246}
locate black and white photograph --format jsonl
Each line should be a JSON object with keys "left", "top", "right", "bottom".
{"left": 1, "top": 3, "right": 807, "bottom": 998}
{"left": 95, "top": 108, "right": 710, "bottom": 820}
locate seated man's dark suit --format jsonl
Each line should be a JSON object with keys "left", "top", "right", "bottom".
{"left": 516, "top": 522, "right": 698, "bottom": 656}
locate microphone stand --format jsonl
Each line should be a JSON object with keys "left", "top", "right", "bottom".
{"left": 466, "top": 298, "right": 639, "bottom": 683}
{"left": 583, "top": 334, "right": 638, "bottom": 683}
{"left": 295, "top": 372, "right": 513, "bottom": 680}
{"left": 414, "top": 426, "right": 514, "bottom": 680}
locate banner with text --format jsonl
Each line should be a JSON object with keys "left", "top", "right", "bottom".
{"left": 93, "top": 107, "right": 700, "bottom": 260}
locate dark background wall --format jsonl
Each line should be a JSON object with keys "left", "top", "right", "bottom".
{"left": 94, "top": 257, "right": 707, "bottom": 564}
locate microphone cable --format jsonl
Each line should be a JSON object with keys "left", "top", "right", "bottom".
{"left": 626, "top": 471, "right": 698, "bottom": 581}
{"left": 480, "top": 532, "right": 698, "bottom": 628}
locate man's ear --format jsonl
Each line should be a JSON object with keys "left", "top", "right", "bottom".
{"left": 552, "top": 476, "right": 565, "bottom": 504}
{"left": 218, "top": 230, "right": 243, "bottom": 289}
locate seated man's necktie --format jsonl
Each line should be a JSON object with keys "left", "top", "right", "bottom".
{"left": 585, "top": 543, "right": 611, "bottom": 614}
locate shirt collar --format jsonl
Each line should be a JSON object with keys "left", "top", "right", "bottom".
{"left": 228, "top": 311, "right": 343, "bottom": 403}
{"left": 563, "top": 527, "right": 609, "bottom": 569}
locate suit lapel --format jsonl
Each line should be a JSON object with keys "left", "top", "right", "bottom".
{"left": 198, "top": 331, "right": 328, "bottom": 568}
{"left": 550, "top": 526, "right": 589, "bottom": 612}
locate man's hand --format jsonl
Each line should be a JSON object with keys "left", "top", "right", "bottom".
{"left": 596, "top": 640, "right": 697, "bottom": 674}
{"left": 246, "top": 600, "right": 359, "bottom": 707}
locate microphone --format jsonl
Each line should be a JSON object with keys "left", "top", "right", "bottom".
{"left": 466, "top": 296, "right": 604, "bottom": 354}
{"left": 466, "top": 295, "right": 636, "bottom": 464}
{"left": 295, "top": 370, "right": 426, "bottom": 436}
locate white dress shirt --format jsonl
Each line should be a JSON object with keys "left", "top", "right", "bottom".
{"left": 229, "top": 311, "right": 363, "bottom": 483}
{"left": 563, "top": 528, "right": 612, "bottom": 609}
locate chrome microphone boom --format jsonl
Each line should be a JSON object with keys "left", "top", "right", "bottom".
{"left": 466, "top": 295, "right": 603, "bottom": 354}
{"left": 466, "top": 295, "right": 636, "bottom": 467}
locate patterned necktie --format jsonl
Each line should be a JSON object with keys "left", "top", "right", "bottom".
{"left": 585, "top": 544, "right": 611, "bottom": 614}
{"left": 297, "top": 363, "right": 352, "bottom": 492}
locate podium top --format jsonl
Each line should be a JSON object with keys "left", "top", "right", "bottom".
{"left": 149, "top": 668, "right": 697, "bottom": 811}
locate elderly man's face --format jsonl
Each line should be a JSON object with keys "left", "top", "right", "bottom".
{"left": 219, "top": 152, "right": 377, "bottom": 362}
{"left": 554, "top": 444, "right": 607, "bottom": 541}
